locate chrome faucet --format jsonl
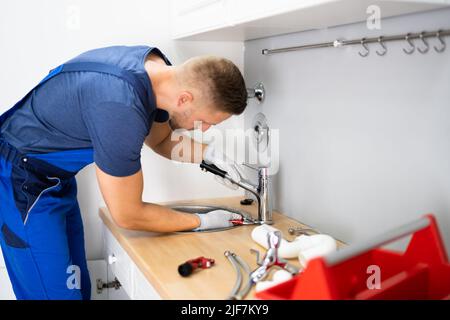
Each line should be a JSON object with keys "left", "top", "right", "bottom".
{"left": 200, "top": 161, "right": 273, "bottom": 224}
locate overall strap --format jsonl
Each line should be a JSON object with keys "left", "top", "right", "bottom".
{"left": 60, "top": 62, "right": 148, "bottom": 106}
{"left": 0, "top": 62, "right": 149, "bottom": 125}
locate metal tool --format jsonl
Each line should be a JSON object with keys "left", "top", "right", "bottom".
{"left": 224, "top": 251, "right": 242, "bottom": 299}
{"left": 230, "top": 231, "right": 301, "bottom": 300}
{"left": 178, "top": 256, "right": 215, "bottom": 277}
{"left": 224, "top": 251, "right": 252, "bottom": 300}
{"left": 250, "top": 231, "right": 300, "bottom": 282}
{"left": 230, "top": 219, "right": 244, "bottom": 226}
{"left": 288, "top": 226, "right": 317, "bottom": 236}
{"left": 230, "top": 216, "right": 258, "bottom": 226}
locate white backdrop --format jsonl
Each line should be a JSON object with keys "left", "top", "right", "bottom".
{"left": 0, "top": 0, "right": 245, "bottom": 260}
{"left": 244, "top": 8, "right": 450, "bottom": 254}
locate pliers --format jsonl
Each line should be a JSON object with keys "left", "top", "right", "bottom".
{"left": 230, "top": 216, "right": 257, "bottom": 226}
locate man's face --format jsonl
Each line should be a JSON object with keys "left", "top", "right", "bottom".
{"left": 169, "top": 94, "right": 231, "bottom": 132}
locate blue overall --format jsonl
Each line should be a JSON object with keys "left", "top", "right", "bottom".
{"left": 0, "top": 62, "right": 153, "bottom": 299}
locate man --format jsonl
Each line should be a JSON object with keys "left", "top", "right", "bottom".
{"left": 0, "top": 45, "right": 248, "bottom": 300}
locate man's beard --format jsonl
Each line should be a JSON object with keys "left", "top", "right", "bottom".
{"left": 169, "top": 115, "right": 194, "bottom": 131}
{"left": 168, "top": 118, "right": 181, "bottom": 130}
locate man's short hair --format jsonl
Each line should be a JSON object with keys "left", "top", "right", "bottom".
{"left": 180, "top": 56, "right": 248, "bottom": 115}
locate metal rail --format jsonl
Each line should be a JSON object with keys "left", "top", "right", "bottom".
{"left": 262, "top": 29, "right": 450, "bottom": 56}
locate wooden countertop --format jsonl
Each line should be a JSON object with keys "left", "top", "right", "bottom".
{"left": 99, "top": 196, "right": 344, "bottom": 300}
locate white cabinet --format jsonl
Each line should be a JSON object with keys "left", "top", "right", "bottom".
{"left": 102, "top": 226, "right": 161, "bottom": 300}
{"left": 1, "top": 245, "right": 108, "bottom": 300}
{"left": 171, "top": 0, "right": 450, "bottom": 41}
{"left": 229, "top": 0, "right": 309, "bottom": 24}
{"left": 133, "top": 265, "right": 161, "bottom": 300}
{"left": 103, "top": 226, "right": 134, "bottom": 296}
{"left": 1, "top": 226, "right": 160, "bottom": 300}
{"left": 171, "top": 0, "right": 231, "bottom": 39}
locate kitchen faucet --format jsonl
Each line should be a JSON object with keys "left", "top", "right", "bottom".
{"left": 200, "top": 161, "right": 273, "bottom": 224}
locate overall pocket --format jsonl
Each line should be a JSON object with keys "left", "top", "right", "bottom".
{"left": 11, "top": 164, "right": 62, "bottom": 224}
{"left": 1, "top": 223, "right": 28, "bottom": 248}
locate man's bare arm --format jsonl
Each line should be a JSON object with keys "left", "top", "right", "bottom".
{"left": 95, "top": 165, "right": 200, "bottom": 232}
{"left": 144, "top": 121, "right": 172, "bottom": 150}
{"left": 144, "top": 121, "right": 207, "bottom": 163}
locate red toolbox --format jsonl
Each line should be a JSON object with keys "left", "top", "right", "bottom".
{"left": 256, "top": 214, "right": 450, "bottom": 300}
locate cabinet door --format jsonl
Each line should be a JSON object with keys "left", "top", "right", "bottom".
{"left": 106, "top": 261, "right": 130, "bottom": 300}
{"left": 103, "top": 227, "right": 133, "bottom": 298}
{"left": 87, "top": 260, "right": 109, "bottom": 300}
{"left": 102, "top": 226, "right": 161, "bottom": 300}
{"left": 132, "top": 265, "right": 161, "bottom": 300}
{"left": 171, "top": 0, "right": 230, "bottom": 38}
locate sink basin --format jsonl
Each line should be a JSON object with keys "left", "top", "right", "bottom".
{"left": 169, "top": 205, "right": 257, "bottom": 233}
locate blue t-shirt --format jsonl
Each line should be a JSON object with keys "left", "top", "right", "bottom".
{"left": 0, "top": 46, "right": 171, "bottom": 177}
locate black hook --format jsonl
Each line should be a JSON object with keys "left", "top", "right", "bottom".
{"left": 418, "top": 32, "right": 429, "bottom": 54}
{"left": 358, "top": 38, "right": 370, "bottom": 57}
{"left": 434, "top": 30, "right": 446, "bottom": 53}
{"left": 376, "top": 36, "right": 387, "bottom": 56}
{"left": 403, "top": 33, "right": 415, "bottom": 55}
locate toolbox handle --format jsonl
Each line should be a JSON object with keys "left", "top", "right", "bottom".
{"left": 325, "top": 216, "right": 430, "bottom": 266}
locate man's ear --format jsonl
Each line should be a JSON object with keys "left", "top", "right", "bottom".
{"left": 177, "top": 91, "right": 193, "bottom": 107}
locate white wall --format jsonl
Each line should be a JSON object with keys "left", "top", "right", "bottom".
{"left": 244, "top": 8, "right": 450, "bottom": 254}
{"left": 0, "top": 0, "right": 244, "bottom": 261}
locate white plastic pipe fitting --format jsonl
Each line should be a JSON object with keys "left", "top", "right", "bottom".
{"left": 296, "top": 234, "right": 337, "bottom": 268}
{"left": 251, "top": 224, "right": 337, "bottom": 264}
{"left": 255, "top": 270, "right": 293, "bottom": 293}
{"left": 251, "top": 224, "right": 301, "bottom": 258}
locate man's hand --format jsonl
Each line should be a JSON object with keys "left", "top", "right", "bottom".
{"left": 194, "top": 210, "right": 242, "bottom": 231}
{"left": 145, "top": 121, "right": 206, "bottom": 164}
{"left": 203, "top": 143, "right": 243, "bottom": 189}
